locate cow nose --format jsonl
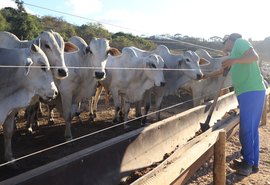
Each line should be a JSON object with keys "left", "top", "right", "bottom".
{"left": 54, "top": 90, "right": 58, "bottom": 97}
{"left": 197, "top": 74, "right": 203, "bottom": 80}
{"left": 160, "top": 82, "right": 166, "bottom": 87}
{"left": 95, "top": 71, "right": 105, "bottom": 79}
{"left": 58, "top": 68, "right": 68, "bottom": 77}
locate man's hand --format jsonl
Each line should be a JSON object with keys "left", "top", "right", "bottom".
{"left": 202, "top": 68, "right": 224, "bottom": 79}
{"left": 222, "top": 58, "right": 236, "bottom": 69}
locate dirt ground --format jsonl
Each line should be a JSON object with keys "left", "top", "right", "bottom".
{"left": 0, "top": 93, "right": 269, "bottom": 184}
{"left": 186, "top": 116, "right": 270, "bottom": 185}
{"left": 0, "top": 94, "right": 193, "bottom": 182}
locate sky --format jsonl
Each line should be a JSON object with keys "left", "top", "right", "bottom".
{"left": 0, "top": 0, "right": 269, "bottom": 41}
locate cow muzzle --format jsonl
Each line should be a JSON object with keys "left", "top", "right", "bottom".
{"left": 155, "top": 81, "right": 166, "bottom": 87}
{"left": 197, "top": 74, "right": 203, "bottom": 80}
{"left": 160, "top": 82, "right": 166, "bottom": 87}
{"left": 58, "top": 68, "right": 68, "bottom": 78}
{"left": 95, "top": 71, "right": 105, "bottom": 80}
{"left": 46, "top": 83, "right": 58, "bottom": 101}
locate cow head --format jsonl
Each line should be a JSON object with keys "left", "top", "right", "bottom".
{"left": 25, "top": 44, "right": 58, "bottom": 101}
{"left": 144, "top": 54, "right": 166, "bottom": 87}
{"left": 36, "top": 30, "right": 78, "bottom": 80}
{"left": 88, "top": 38, "right": 121, "bottom": 81}
{"left": 180, "top": 50, "right": 205, "bottom": 80}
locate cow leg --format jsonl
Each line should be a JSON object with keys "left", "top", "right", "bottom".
{"left": 141, "top": 91, "right": 151, "bottom": 125}
{"left": 135, "top": 101, "right": 142, "bottom": 117}
{"left": 47, "top": 104, "right": 56, "bottom": 125}
{"left": 89, "top": 97, "right": 96, "bottom": 121}
{"left": 89, "top": 85, "right": 103, "bottom": 121}
{"left": 63, "top": 106, "right": 73, "bottom": 141}
{"left": 38, "top": 102, "right": 46, "bottom": 117}
{"left": 111, "top": 90, "right": 121, "bottom": 124}
{"left": 154, "top": 96, "right": 163, "bottom": 121}
{"left": 141, "top": 98, "right": 151, "bottom": 126}
{"left": 3, "top": 111, "right": 16, "bottom": 162}
{"left": 58, "top": 92, "right": 73, "bottom": 141}
{"left": 26, "top": 102, "right": 39, "bottom": 133}
{"left": 104, "top": 89, "right": 110, "bottom": 107}
{"left": 64, "top": 115, "right": 72, "bottom": 140}
{"left": 119, "top": 95, "right": 125, "bottom": 122}
{"left": 123, "top": 101, "right": 131, "bottom": 129}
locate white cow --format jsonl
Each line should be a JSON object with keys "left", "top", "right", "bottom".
{"left": 0, "top": 44, "right": 58, "bottom": 162}
{"left": 180, "top": 49, "right": 232, "bottom": 107}
{"left": 133, "top": 46, "right": 206, "bottom": 123}
{"left": 40, "top": 37, "right": 119, "bottom": 140}
{"left": 259, "top": 59, "right": 270, "bottom": 83}
{"left": 100, "top": 47, "right": 166, "bottom": 128}
{"left": 91, "top": 45, "right": 207, "bottom": 124}
{"left": 0, "top": 30, "right": 78, "bottom": 79}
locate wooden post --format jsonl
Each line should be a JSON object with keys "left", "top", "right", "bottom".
{"left": 213, "top": 130, "right": 226, "bottom": 185}
{"left": 261, "top": 94, "right": 268, "bottom": 126}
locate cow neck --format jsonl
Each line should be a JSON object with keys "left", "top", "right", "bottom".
{"left": 0, "top": 89, "right": 34, "bottom": 123}
{"left": 124, "top": 65, "right": 153, "bottom": 103}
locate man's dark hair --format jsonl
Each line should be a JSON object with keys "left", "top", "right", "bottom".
{"left": 223, "top": 33, "right": 242, "bottom": 44}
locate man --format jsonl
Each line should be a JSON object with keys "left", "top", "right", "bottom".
{"left": 207, "top": 33, "right": 266, "bottom": 176}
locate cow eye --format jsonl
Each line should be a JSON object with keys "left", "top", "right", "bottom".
{"left": 45, "top": 44, "right": 50, "bottom": 49}
{"left": 186, "top": 58, "right": 190, "bottom": 62}
{"left": 150, "top": 63, "right": 156, "bottom": 68}
{"left": 86, "top": 47, "right": 92, "bottom": 54}
{"left": 41, "top": 64, "right": 47, "bottom": 71}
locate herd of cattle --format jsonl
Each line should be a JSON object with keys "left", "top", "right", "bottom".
{"left": 0, "top": 30, "right": 234, "bottom": 164}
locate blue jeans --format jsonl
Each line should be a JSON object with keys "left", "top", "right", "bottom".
{"left": 237, "top": 90, "right": 266, "bottom": 167}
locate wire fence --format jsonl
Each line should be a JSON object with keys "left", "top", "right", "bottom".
{"left": 0, "top": 84, "right": 232, "bottom": 167}
{"left": 0, "top": 1, "right": 232, "bottom": 168}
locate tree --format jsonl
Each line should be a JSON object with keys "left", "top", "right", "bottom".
{"left": 0, "top": 12, "right": 9, "bottom": 31}
{"left": 15, "top": 0, "right": 26, "bottom": 13}
{"left": 41, "top": 16, "right": 77, "bottom": 40}
{"left": 111, "top": 32, "right": 156, "bottom": 50}
{"left": 1, "top": 7, "right": 42, "bottom": 40}
{"left": 76, "top": 23, "right": 111, "bottom": 43}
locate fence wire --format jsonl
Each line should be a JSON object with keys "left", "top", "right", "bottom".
{"left": 0, "top": 1, "right": 232, "bottom": 168}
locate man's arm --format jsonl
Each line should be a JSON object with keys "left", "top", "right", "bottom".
{"left": 222, "top": 48, "right": 259, "bottom": 68}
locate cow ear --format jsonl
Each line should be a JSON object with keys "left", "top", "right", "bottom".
{"left": 34, "top": 38, "right": 41, "bottom": 48}
{"left": 24, "top": 58, "right": 33, "bottom": 76}
{"left": 64, "top": 42, "right": 79, "bottom": 52}
{"left": 199, "top": 58, "right": 210, "bottom": 65}
{"left": 31, "top": 44, "right": 39, "bottom": 53}
{"left": 85, "top": 46, "right": 92, "bottom": 54}
{"left": 107, "top": 48, "right": 121, "bottom": 56}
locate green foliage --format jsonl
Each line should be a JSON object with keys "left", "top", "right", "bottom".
{"left": 111, "top": 32, "right": 156, "bottom": 50}
{"left": 0, "top": 13, "right": 9, "bottom": 31}
{"left": 0, "top": 7, "right": 42, "bottom": 39}
{"left": 76, "top": 23, "right": 111, "bottom": 43}
{"left": 15, "top": 0, "right": 26, "bottom": 13}
{"left": 41, "top": 16, "right": 77, "bottom": 41}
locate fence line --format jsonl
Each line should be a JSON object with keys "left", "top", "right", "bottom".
{"left": 0, "top": 83, "right": 233, "bottom": 167}
{"left": 1, "top": 1, "right": 230, "bottom": 169}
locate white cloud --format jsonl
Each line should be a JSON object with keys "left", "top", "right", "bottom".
{"left": 0, "top": 0, "right": 17, "bottom": 9}
{"left": 65, "top": 0, "right": 103, "bottom": 16}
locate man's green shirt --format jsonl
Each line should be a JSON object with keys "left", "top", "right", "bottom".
{"left": 230, "top": 38, "right": 266, "bottom": 96}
